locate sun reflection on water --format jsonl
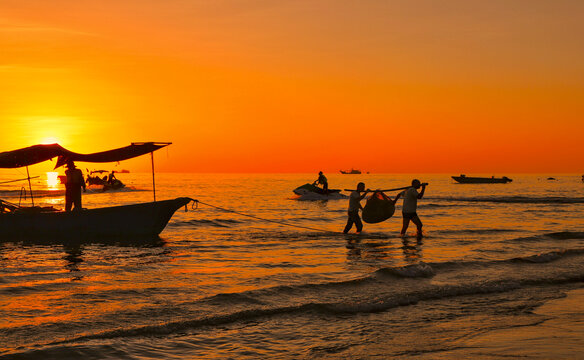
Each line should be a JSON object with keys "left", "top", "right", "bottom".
{"left": 46, "top": 172, "right": 60, "bottom": 189}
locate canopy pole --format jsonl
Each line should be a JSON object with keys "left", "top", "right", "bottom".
{"left": 151, "top": 151, "right": 156, "bottom": 202}
{"left": 26, "top": 166, "right": 35, "bottom": 207}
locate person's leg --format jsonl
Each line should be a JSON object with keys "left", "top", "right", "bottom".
{"left": 343, "top": 212, "right": 354, "bottom": 233}
{"left": 411, "top": 215, "right": 423, "bottom": 236}
{"left": 65, "top": 188, "right": 73, "bottom": 212}
{"left": 401, "top": 216, "right": 410, "bottom": 236}
{"left": 74, "top": 193, "right": 82, "bottom": 211}
{"left": 355, "top": 213, "right": 363, "bottom": 233}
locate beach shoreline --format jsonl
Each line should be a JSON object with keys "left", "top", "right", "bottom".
{"left": 439, "top": 286, "right": 584, "bottom": 359}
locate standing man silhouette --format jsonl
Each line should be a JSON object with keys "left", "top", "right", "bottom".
{"left": 343, "top": 182, "right": 369, "bottom": 234}
{"left": 65, "top": 161, "right": 86, "bottom": 211}
{"left": 399, "top": 179, "right": 426, "bottom": 238}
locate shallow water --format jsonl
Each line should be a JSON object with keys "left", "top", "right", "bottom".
{"left": 1, "top": 173, "right": 583, "bottom": 359}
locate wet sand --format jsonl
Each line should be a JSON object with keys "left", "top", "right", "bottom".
{"left": 443, "top": 286, "right": 584, "bottom": 359}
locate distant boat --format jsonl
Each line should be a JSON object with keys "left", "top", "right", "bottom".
{"left": 452, "top": 174, "right": 512, "bottom": 184}
{"left": 340, "top": 169, "right": 362, "bottom": 174}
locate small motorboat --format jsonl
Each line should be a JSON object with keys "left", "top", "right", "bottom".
{"left": 293, "top": 183, "right": 342, "bottom": 195}
{"left": 86, "top": 170, "right": 125, "bottom": 190}
{"left": 452, "top": 174, "right": 512, "bottom": 184}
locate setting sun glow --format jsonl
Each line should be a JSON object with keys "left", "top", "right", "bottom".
{"left": 45, "top": 172, "right": 60, "bottom": 189}
{"left": 1, "top": 1, "right": 583, "bottom": 173}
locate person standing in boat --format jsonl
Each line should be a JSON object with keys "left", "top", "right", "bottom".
{"left": 398, "top": 179, "right": 426, "bottom": 238}
{"left": 343, "top": 182, "right": 369, "bottom": 234}
{"left": 314, "top": 171, "right": 328, "bottom": 193}
{"left": 65, "top": 161, "right": 86, "bottom": 211}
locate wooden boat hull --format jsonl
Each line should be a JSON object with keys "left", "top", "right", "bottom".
{"left": 0, "top": 197, "right": 191, "bottom": 239}
{"left": 452, "top": 176, "right": 512, "bottom": 184}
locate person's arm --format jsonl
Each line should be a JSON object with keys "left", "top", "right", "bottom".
{"left": 418, "top": 184, "right": 426, "bottom": 199}
{"left": 393, "top": 192, "right": 401, "bottom": 204}
{"left": 359, "top": 190, "right": 370, "bottom": 200}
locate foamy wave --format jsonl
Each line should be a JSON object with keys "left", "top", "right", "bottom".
{"left": 377, "top": 262, "right": 435, "bottom": 278}
{"left": 512, "top": 249, "right": 584, "bottom": 263}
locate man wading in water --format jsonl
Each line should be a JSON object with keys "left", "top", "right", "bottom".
{"left": 343, "top": 182, "right": 369, "bottom": 234}
{"left": 395, "top": 179, "right": 426, "bottom": 238}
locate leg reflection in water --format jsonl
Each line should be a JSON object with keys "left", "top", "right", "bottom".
{"left": 401, "top": 238, "right": 423, "bottom": 263}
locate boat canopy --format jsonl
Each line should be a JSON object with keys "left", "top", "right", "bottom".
{"left": 0, "top": 142, "right": 171, "bottom": 169}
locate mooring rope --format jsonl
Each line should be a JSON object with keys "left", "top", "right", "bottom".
{"left": 190, "top": 199, "right": 342, "bottom": 234}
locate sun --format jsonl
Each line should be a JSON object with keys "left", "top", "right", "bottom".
{"left": 46, "top": 172, "right": 60, "bottom": 189}
{"left": 40, "top": 137, "right": 60, "bottom": 145}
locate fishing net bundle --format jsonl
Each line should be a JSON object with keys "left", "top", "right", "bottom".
{"left": 362, "top": 191, "right": 395, "bottom": 223}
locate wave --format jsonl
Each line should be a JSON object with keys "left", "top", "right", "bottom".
{"left": 506, "top": 231, "right": 584, "bottom": 243}
{"left": 431, "top": 196, "right": 584, "bottom": 204}
{"left": 376, "top": 262, "right": 435, "bottom": 278}
{"left": 169, "top": 218, "right": 244, "bottom": 228}
{"left": 435, "top": 228, "right": 520, "bottom": 236}
{"left": 5, "top": 249, "right": 584, "bottom": 355}
{"left": 421, "top": 203, "right": 463, "bottom": 208}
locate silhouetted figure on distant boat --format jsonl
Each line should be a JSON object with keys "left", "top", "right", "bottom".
{"left": 65, "top": 161, "right": 86, "bottom": 212}
{"left": 314, "top": 171, "right": 328, "bottom": 193}
{"left": 396, "top": 179, "right": 426, "bottom": 238}
{"left": 108, "top": 171, "right": 117, "bottom": 185}
{"left": 343, "top": 182, "right": 369, "bottom": 234}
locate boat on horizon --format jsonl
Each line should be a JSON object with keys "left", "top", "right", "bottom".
{"left": 0, "top": 142, "right": 191, "bottom": 240}
{"left": 452, "top": 174, "right": 513, "bottom": 184}
{"left": 340, "top": 168, "right": 362, "bottom": 174}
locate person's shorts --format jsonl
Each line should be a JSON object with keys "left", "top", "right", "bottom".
{"left": 402, "top": 212, "right": 418, "bottom": 220}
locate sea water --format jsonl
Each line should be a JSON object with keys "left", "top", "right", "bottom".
{"left": 1, "top": 173, "right": 583, "bottom": 359}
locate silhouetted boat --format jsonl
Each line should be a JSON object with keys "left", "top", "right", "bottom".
{"left": 340, "top": 169, "right": 362, "bottom": 174}
{"left": 0, "top": 142, "right": 190, "bottom": 239}
{"left": 452, "top": 175, "right": 512, "bottom": 184}
{"left": 86, "top": 170, "right": 125, "bottom": 191}
{"left": 0, "top": 197, "right": 190, "bottom": 239}
{"left": 293, "top": 183, "right": 342, "bottom": 195}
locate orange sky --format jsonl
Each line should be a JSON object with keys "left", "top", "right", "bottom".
{"left": 1, "top": 0, "right": 583, "bottom": 173}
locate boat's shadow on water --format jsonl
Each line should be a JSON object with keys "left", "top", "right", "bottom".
{"left": 0, "top": 234, "right": 166, "bottom": 247}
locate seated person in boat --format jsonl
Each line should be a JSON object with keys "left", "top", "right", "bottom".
{"left": 65, "top": 161, "right": 86, "bottom": 211}
{"left": 314, "top": 171, "right": 328, "bottom": 193}
{"left": 108, "top": 171, "right": 117, "bottom": 185}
